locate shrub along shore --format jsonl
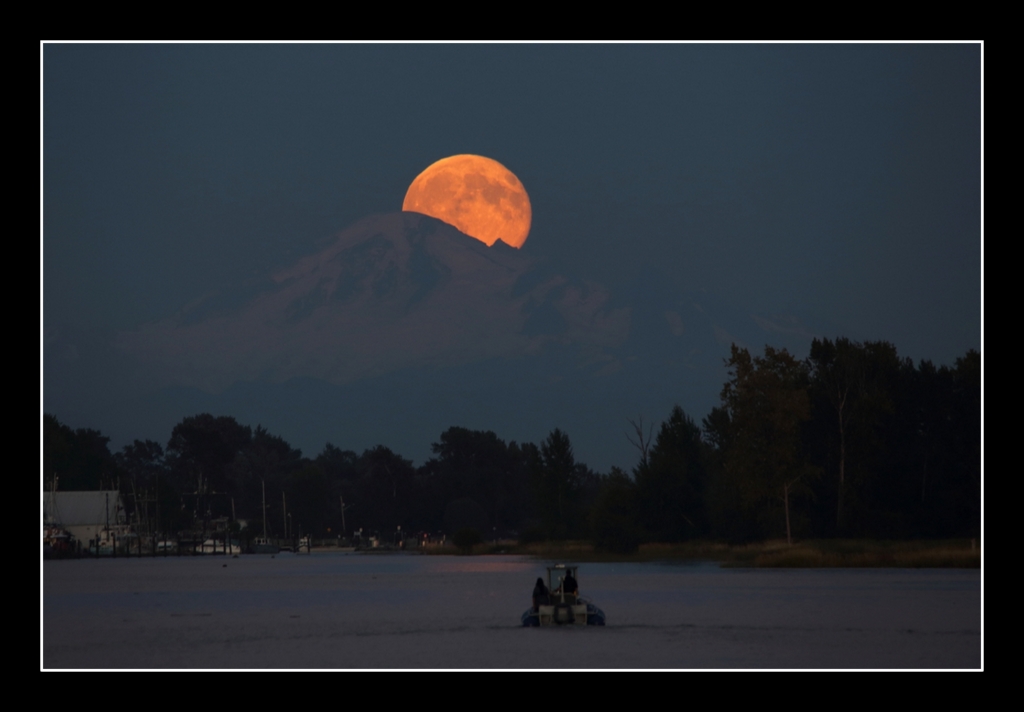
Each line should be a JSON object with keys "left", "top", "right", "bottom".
{"left": 439, "top": 538, "right": 981, "bottom": 568}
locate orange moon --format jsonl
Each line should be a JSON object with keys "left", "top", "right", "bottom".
{"left": 402, "top": 155, "right": 531, "bottom": 248}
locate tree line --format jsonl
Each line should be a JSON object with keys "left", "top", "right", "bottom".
{"left": 43, "top": 337, "right": 980, "bottom": 547}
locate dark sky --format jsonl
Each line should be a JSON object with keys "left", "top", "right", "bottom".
{"left": 43, "top": 43, "right": 982, "bottom": 467}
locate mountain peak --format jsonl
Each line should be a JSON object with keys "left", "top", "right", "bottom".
{"left": 118, "top": 212, "right": 627, "bottom": 391}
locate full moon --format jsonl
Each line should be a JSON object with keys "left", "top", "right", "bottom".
{"left": 402, "top": 155, "right": 531, "bottom": 248}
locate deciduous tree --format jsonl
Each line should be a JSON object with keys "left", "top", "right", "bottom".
{"left": 717, "top": 345, "right": 816, "bottom": 544}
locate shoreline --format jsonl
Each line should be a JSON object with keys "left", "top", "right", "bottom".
{"left": 45, "top": 538, "right": 981, "bottom": 568}
{"left": 411, "top": 538, "right": 982, "bottom": 568}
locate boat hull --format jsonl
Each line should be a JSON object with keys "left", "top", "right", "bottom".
{"left": 200, "top": 540, "right": 241, "bottom": 555}
{"left": 522, "top": 600, "right": 605, "bottom": 627}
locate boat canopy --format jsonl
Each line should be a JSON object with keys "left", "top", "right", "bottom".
{"left": 547, "top": 564, "right": 577, "bottom": 592}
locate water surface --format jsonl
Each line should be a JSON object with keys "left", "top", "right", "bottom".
{"left": 43, "top": 554, "right": 981, "bottom": 669}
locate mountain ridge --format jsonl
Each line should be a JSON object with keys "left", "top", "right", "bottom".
{"left": 118, "top": 212, "right": 629, "bottom": 392}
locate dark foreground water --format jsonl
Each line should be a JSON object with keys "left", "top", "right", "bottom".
{"left": 43, "top": 554, "right": 981, "bottom": 669}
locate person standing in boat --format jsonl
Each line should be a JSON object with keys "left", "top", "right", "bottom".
{"left": 532, "top": 577, "right": 549, "bottom": 611}
{"left": 562, "top": 571, "right": 578, "bottom": 597}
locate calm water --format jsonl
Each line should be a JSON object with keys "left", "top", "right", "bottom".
{"left": 43, "top": 554, "right": 981, "bottom": 669}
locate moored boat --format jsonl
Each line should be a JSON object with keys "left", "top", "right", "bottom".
{"left": 44, "top": 525, "right": 78, "bottom": 559}
{"left": 200, "top": 537, "right": 241, "bottom": 555}
{"left": 251, "top": 536, "right": 279, "bottom": 554}
{"left": 250, "top": 480, "right": 280, "bottom": 554}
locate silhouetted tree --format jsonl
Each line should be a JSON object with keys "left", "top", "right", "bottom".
{"left": 44, "top": 414, "right": 120, "bottom": 491}
{"left": 426, "top": 427, "right": 531, "bottom": 535}
{"left": 115, "top": 439, "right": 168, "bottom": 534}
{"left": 166, "top": 414, "right": 252, "bottom": 524}
{"left": 635, "top": 406, "right": 708, "bottom": 541}
{"left": 357, "top": 445, "right": 417, "bottom": 533}
{"left": 702, "top": 405, "right": 747, "bottom": 540}
{"left": 890, "top": 351, "right": 979, "bottom": 537}
{"left": 713, "top": 345, "right": 817, "bottom": 544}
{"left": 230, "top": 425, "right": 304, "bottom": 532}
{"left": 315, "top": 443, "right": 360, "bottom": 536}
{"left": 530, "top": 428, "right": 585, "bottom": 539}
{"left": 43, "top": 335, "right": 979, "bottom": 547}
{"left": 590, "top": 467, "right": 642, "bottom": 553}
{"left": 116, "top": 440, "right": 165, "bottom": 483}
{"left": 625, "top": 416, "right": 654, "bottom": 474}
{"left": 443, "top": 497, "right": 490, "bottom": 534}
{"left": 807, "top": 338, "right": 899, "bottom": 533}
{"left": 452, "top": 527, "right": 482, "bottom": 553}
{"left": 949, "top": 350, "right": 981, "bottom": 535}
{"left": 286, "top": 463, "right": 333, "bottom": 537}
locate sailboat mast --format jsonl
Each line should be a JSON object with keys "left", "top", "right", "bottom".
{"left": 49, "top": 474, "right": 58, "bottom": 524}
{"left": 262, "top": 479, "right": 267, "bottom": 538}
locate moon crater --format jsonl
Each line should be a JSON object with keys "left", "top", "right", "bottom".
{"left": 403, "top": 154, "right": 531, "bottom": 248}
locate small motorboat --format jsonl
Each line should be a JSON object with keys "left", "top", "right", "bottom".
{"left": 522, "top": 564, "right": 605, "bottom": 627}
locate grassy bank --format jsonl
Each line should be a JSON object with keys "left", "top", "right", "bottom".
{"left": 727, "top": 539, "right": 981, "bottom": 568}
{"left": 441, "top": 538, "right": 981, "bottom": 567}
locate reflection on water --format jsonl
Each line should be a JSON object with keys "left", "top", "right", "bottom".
{"left": 43, "top": 554, "right": 980, "bottom": 669}
{"left": 431, "top": 560, "right": 535, "bottom": 573}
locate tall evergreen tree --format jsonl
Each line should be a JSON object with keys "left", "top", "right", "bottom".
{"left": 531, "top": 429, "right": 583, "bottom": 539}
{"left": 635, "top": 406, "right": 708, "bottom": 541}
{"left": 591, "top": 467, "right": 641, "bottom": 552}
{"left": 426, "top": 427, "right": 531, "bottom": 535}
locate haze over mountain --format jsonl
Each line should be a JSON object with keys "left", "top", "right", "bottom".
{"left": 48, "top": 211, "right": 823, "bottom": 471}
{"left": 118, "top": 213, "right": 628, "bottom": 392}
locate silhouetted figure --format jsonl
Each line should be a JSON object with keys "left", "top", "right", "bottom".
{"left": 562, "top": 572, "right": 578, "bottom": 597}
{"left": 532, "top": 577, "right": 549, "bottom": 611}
